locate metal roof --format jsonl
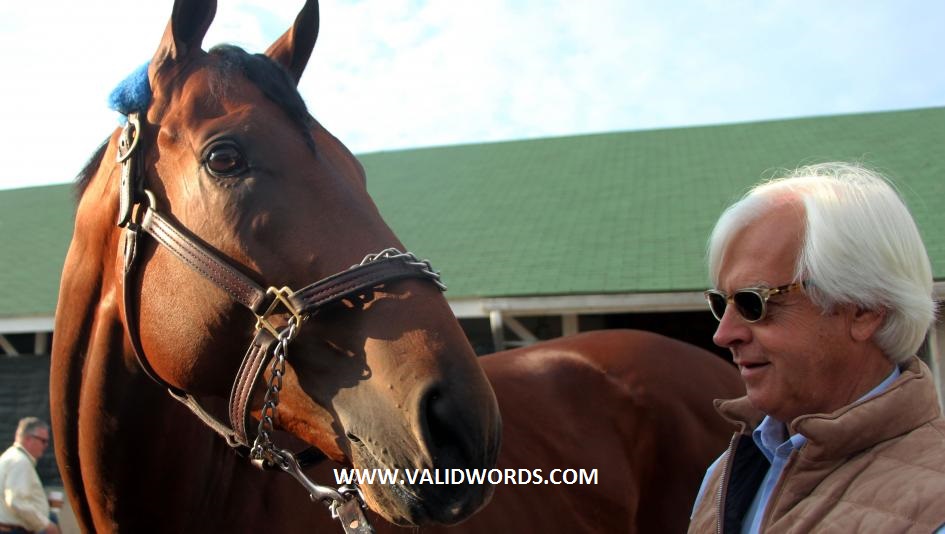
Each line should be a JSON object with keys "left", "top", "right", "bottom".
{"left": 0, "top": 186, "right": 74, "bottom": 320}
{"left": 362, "top": 107, "right": 945, "bottom": 298}
{"left": 1, "top": 107, "right": 943, "bottom": 324}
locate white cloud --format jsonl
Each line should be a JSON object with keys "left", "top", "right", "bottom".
{"left": 0, "top": 0, "right": 942, "bottom": 190}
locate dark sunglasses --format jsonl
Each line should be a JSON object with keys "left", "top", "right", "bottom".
{"left": 29, "top": 434, "right": 49, "bottom": 445}
{"left": 704, "top": 282, "right": 805, "bottom": 323}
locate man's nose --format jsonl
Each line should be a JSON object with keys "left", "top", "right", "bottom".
{"left": 712, "top": 305, "right": 751, "bottom": 348}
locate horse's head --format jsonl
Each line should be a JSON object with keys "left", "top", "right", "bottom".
{"left": 76, "top": 0, "right": 500, "bottom": 525}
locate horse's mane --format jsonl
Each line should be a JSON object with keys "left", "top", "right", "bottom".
{"left": 74, "top": 44, "right": 315, "bottom": 201}
{"left": 75, "top": 138, "right": 109, "bottom": 199}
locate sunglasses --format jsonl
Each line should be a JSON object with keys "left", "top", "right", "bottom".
{"left": 704, "top": 282, "right": 805, "bottom": 323}
{"left": 29, "top": 434, "right": 49, "bottom": 445}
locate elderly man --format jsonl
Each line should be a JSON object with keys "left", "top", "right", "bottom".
{"left": 0, "top": 418, "right": 59, "bottom": 534}
{"left": 689, "top": 163, "right": 945, "bottom": 533}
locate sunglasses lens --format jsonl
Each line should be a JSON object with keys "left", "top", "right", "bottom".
{"left": 733, "top": 291, "right": 765, "bottom": 322}
{"left": 706, "top": 292, "right": 727, "bottom": 320}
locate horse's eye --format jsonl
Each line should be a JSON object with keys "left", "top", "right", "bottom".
{"left": 205, "top": 144, "right": 247, "bottom": 177}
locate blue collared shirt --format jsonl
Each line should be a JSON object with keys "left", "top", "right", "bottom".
{"left": 692, "top": 366, "right": 903, "bottom": 533}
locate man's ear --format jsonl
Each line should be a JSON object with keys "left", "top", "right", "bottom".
{"left": 850, "top": 306, "right": 886, "bottom": 342}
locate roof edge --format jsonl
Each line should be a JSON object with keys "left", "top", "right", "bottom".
{"left": 449, "top": 291, "right": 707, "bottom": 318}
{"left": 0, "top": 316, "right": 54, "bottom": 334}
{"left": 449, "top": 280, "right": 945, "bottom": 318}
{"left": 356, "top": 106, "right": 945, "bottom": 158}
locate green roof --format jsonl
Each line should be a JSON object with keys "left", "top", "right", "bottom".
{"left": 1, "top": 107, "right": 943, "bottom": 320}
{"left": 0, "top": 186, "right": 75, "bottom": 318}
{"left": 361, "top": 107, "right": 945, "bottom": 298}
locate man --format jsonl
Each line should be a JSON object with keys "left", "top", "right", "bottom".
{"left": 0, "top": 418, "right": 59, "bottom": 534}
{"left": 689, "top": 163, "right": 945, "bottom": 533}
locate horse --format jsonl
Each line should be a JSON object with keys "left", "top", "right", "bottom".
{"left": 50, "top": 1, "right": 501, "bottom": 531}
{"left": 423, "top": 330, "right": 742, "bottom": 533}
{"left": 50, "top": 1, "right": 743, "bottom": 532}
{"left": 301, "top": 330, "right": 744, "bottom": 533}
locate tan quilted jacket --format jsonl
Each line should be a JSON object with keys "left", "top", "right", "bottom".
{"left": 689, "top": 357, "right": 945, "bottom": 534}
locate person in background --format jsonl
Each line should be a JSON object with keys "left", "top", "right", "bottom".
{"left": 689, "top": 163, "right": 945, "bottom": 533}
{"left": 0, "top": 417, "right": 60, "bottom": 534}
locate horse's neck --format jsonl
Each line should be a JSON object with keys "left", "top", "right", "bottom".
{"left": 50, "top": 147, "right": 124, "bottom": 530}
{"left": 50, "top": 154, "right": 200, "bottom": 528}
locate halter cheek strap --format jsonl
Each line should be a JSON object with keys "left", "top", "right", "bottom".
{"left": 116, "top": 112, "right": 442, "bottom": 534}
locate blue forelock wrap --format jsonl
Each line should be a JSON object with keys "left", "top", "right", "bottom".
{"left": 108, "top": 62, "right": 152, "bottom": 118}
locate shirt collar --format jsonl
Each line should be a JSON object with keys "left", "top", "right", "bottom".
{"left": 13, "top": 443, "right": 38, "bottom": 465}
{"left": 753, "top": 364, "right": 901, "bottom": 460}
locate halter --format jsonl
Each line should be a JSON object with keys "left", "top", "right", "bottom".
{"left": 116, "top": 112, "right": 445, "bottom": 533}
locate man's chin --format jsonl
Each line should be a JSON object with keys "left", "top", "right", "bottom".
{"left": 745, "top": 388, "right": 776, "bottom": 416}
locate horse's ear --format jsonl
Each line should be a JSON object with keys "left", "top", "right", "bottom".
{"left": 265, "top": 0, "right": 320, "bottom": 85}
{"left": 151, "top": 0, "right": 217, "bottom": 69}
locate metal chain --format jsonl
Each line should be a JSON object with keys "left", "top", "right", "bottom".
{"left": 245, "top": 250, "right": 438, "bottom": 532}
{"left": 250, "top": 316, "right": 297, "bottom": 466}
{"left": 246, "top": 249, "right": 436, "bottom": 533}
{"left": 246, "top": 317, "right": 374, "bottom": 533}
{"left": 251, "top": 247, "right": 439, "bottom": 462}
{"left": 356, "top": 248, "right": 447, "bottom": 291}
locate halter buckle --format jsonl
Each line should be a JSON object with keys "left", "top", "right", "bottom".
{"left": 255, "top": 287, "right": 302, "bottom": 338}
{"left": 117, "top": 113, "right": 143, "bottom": 227}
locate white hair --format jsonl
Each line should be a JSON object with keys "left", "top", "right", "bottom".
{"left": 708, "top": 162, "right": 935, "bottom": 363}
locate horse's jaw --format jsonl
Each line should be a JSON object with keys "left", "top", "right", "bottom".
{"left": 316, "top": 363, "right": 500, "bottom": 524}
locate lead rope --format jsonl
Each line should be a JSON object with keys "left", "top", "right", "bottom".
{"left": 249, "top": 317, "right": 374, "bottom": 534}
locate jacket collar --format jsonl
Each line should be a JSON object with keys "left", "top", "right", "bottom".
{"left": 714, "top": 356, "right": 942, "bottom": 461}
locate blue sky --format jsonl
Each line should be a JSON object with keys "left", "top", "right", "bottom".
{"left": 0, "top": 0, "right": 942, "bottom": 190}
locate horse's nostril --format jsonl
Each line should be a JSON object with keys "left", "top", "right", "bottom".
{"left": 413, "top": 383, "right": 487, "bottom": 517}
{"left": 420, "top": 385, "right": 468, "bottom": 466}
{"left": 346, "top": 432, "right": 362, "bottom": 443}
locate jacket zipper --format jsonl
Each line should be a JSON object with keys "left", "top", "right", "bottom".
{"left": 717, "top": 432, "right": 739, "bottom": 534}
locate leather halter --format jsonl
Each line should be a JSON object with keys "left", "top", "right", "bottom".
{"left": 115, "top": 112, "right": 446, "bottom": 454}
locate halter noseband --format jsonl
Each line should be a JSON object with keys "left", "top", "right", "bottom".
{"left": 116, "top": 112, "right": 444, "bottom": 533}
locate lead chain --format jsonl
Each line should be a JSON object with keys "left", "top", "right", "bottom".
{"left": 250, "top": 316, "right": 298, "bottom": 465}
{"left": 245, "top": 317, "right": 374, "bottom": 533}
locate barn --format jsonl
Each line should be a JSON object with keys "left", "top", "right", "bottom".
{"left": 357, "top": 106, "right": 945, "bottom": 377}
{"left": 2, "top": 107, "right": 944, "bottom": 475}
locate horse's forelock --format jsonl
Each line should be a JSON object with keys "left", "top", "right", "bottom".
{"left": 77, "top": 45, "right": 317, "bottom": 201}
{"left": 207, "top": 44, "right": 315, "bottom": 150}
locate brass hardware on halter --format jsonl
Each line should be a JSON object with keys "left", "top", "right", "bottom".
{"left": 255, "top": 286, "right": 302, "bottom": 338}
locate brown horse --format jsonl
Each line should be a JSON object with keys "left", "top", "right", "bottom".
{"left": 425, "top": 330, "right": 742, "bottom": 533}
{"left": 50, "top": 1, "right": 501, "bottom": 532}
{"left": 51, "top": 1, "right": 742, "bottom": 533}
{"left": 303, "top": 330, "right": 743, "bottom": 533}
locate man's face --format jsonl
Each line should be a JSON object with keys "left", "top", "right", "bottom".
{"left": 712, "top": 199, "right": 890, "bottom": 422}
{"left": 21, "top": 426, "right": 50, "bottom": 459}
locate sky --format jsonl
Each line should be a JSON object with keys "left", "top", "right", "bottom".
{"left": 0, "top": 0, "right": 942, "bottom": 191}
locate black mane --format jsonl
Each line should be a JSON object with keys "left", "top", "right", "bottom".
{"left": 74, "top": 138, "right": 109, "bottom": 199}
